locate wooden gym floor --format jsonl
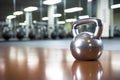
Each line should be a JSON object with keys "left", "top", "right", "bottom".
{"left": 0, "top": 39, "right": 120, "bottom": 80}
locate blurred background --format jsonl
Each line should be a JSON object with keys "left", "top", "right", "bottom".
{"left": 0, "top": 0, "right": 120, "bottom": 50}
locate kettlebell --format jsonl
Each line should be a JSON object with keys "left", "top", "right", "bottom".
{"left": 2, "top": 26, "right": 13, "bottom": 41}
{"left": 28, "top": 29, "right": 36, "bottom": 40}
{"left": 70, "top": 18, "right": 103, "bottom": 61}
{"left": 16, "top": 27, "right": 25, "bottom": 40}
{"left": 28, "top": 26, "right": 36, "bottom": 40}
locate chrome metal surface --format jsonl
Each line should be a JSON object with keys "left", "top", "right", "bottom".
{"left": 70, "top": 18, "right": 103, "bottom": 60}
{"left": 72, "top": 18, "right": 103, "bottom": 39}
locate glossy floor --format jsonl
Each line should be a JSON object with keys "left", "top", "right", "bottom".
{"left": 0, "top": 46, "right": 120, "bottom": 80}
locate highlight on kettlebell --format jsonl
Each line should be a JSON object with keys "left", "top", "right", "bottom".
{"left": 70, "top": 18, "right": 103, "bottom": 61}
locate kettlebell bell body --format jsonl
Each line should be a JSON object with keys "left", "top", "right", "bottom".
{"left": 2, "top": 26, "right": 12, "bottom": 41}
{"left": 28, "top": 30, "right": 36, "bottom": 40}
{"left": 28, "top": 26, "right": 36, "bottom": 40}
{"left": 51, "top": 30, "right": 57, "bottom": 39}
{"left": 16, "top": 26, "right": 25, "bottom": 40}
{"left": 70, "top": 18, "right": 103, "bottom": 61}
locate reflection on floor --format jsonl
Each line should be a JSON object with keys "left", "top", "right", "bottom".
{"left": 0, "top": 46, "right": 120, "bottom": 80}
{"left": 0, "top": 38, "right": 120, "bottom": 50}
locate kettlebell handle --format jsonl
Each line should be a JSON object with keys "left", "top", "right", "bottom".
{"left": 72, "top": 18, "right": 103, "bottom": 39}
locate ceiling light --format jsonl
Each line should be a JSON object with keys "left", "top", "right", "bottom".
{"left": 66, "top": 18, "right": 77, "bottom": 22}
{"left": 79, "top": 15, "right": 89, "bottom": 19}
{"left": 42, "top": 17, "right": 48, "bottom": 21}
{"left": 64, "top": 7, "right": 83, "bottom": 13}
{"left": 24, "top": 6, "right": 38, "bottom": 12}
{"left": 43, "top": 0, "right": 61, "bottom": 5}
{"left": 33, "top": 20, "right": 37, "bottom": 24}
{"left": 111, "top": 4, "right": 120, "bottom": 9}
{"left": 6, "top": 15, "right": 16, "bottom": 19}
{"left": 42, "top": 14, "right": 62, "bottom": 21}
{"left": 19, "top": 22, "right": 26, "bottom": 25}
{"left": 54, "top": 14, "right": 62, "bottom": 17}
{"left": 88, "top": 0, "right": 92, "bottom": 2}
{"left": 13, "top": 11, "right": 23, "bottom": 16}
{"left": 57, "top": 21, "right": 65, "bottom": 24}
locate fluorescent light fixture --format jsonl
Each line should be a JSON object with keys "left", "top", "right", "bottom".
{"left": 43, "top": 0, "right": 61, "bottom": 5}
{"left": 6, "top": 15, "right": 16, "bottom": 19}
{"left": 13, "top": 11, "right": 23, "bottom": 16}
{"left": 54, "top": 13, "right": 62, "bottom": 17}
{"left": 79, "top": 15, "right": 89, "bottom": 19}
{"left": 42, "top": 17, "right": 48, "bottom": 21}
{"left": 88, "top": 0, "right": 92, "bottom": 2}
{"left": 19, "top": 22, "right": 26, "bottom": 25}
{"left": 66, "top": 18, "right": 77, "bottom": 22}
{"left": 64, "top": 7, "right": 83, "bottom": 13}
{"left": 111, "top": 4, "right": 120, "bottom": 9}
{"left": 33, "top": 20, "right": 37, "bottom": 23}
{"left": 24, "top": 6, "right": 38, "bottom": 12}
{"left": 42, "top": 14, "right": 62, "bottom": 21}
{"left": 57, "top": 21, "right": 65, "bottom": 24}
